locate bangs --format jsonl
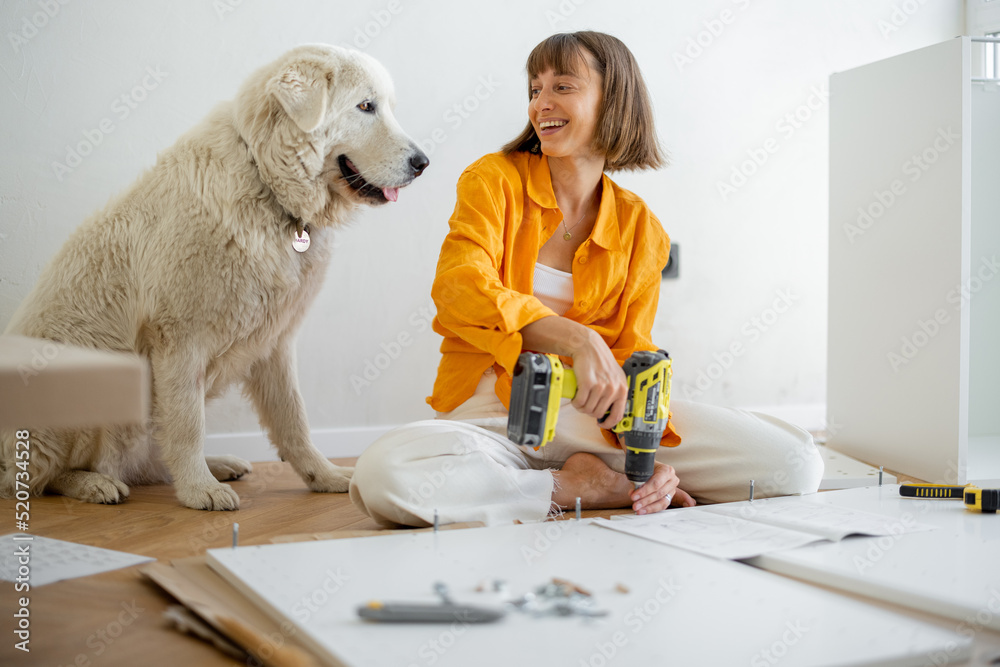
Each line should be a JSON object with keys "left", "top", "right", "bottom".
{"left": 525, "top": 34, "right": 599, "bottom": 86}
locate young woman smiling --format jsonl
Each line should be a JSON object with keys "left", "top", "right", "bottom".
{"left": 349, "top": 32, "right": 822, "bottom": 527}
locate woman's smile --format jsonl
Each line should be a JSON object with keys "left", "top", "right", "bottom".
{"left": 538, "top": 118, "right": 569, "bottom": 135}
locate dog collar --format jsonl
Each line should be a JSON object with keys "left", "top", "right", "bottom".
{"left": 235, "top": 134, "right": 312, "bottom": 254}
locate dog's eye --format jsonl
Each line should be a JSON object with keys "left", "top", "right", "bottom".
{"left": 357, "top": 100, "right": 376, "bottom": 113}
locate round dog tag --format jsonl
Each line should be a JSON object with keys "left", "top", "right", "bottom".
{"left": 292, "top": 228, "right": 310, "bottom": 253}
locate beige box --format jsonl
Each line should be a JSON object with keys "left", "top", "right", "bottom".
{"left": 0, "top": 335, "right": 149, "bottom": 429}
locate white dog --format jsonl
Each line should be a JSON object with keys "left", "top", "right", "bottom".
{"left": 0, "top": 44, "right": 428, "bottom": 510}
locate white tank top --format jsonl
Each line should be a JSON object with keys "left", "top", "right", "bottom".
{"left": 533, "top": 263, "right": 574, "bottom": 315}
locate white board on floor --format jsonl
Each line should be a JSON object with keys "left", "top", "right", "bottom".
{"left": 817, "top": 444, "right": 898, "bottom": 490}
{"left": 207, "top": 522, "right": 970, "bottom": 667}
{"left": 750, "top": 485, "right": 1000, "bottom": 630}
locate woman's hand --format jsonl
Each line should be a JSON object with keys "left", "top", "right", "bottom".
{"left": 568, "top": 328, "right": 628, "bottom": 428}
{"left": 631, "top": 462, "right": 696, "bottom": 515}
{"left": 520, "top": 316, "right": 628, "bottom": 429}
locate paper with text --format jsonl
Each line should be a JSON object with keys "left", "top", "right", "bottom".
{"left": 0, "top": 533, "right": 154, "bottom": 586}
{"left": 594, "top": 497, "right": 936, "bottom": 560}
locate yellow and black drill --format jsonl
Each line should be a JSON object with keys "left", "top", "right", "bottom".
{"left": 507, "top": 349, "right": 672, "bottom": 489}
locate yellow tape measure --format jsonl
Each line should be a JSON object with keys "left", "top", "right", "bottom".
{"left": 899, "top": 484, "right": 999, "bottom": 513}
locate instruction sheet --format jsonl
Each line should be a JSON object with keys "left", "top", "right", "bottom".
{"left": 593, "top": 495, "right": 937, "bottom": 560}
{"left": 0, "top": 533, "right": 154, "bottom": 586}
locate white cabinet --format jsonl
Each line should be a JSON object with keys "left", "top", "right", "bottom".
{"left": 828, "top": 37, "right": 1000, "bottom": 484}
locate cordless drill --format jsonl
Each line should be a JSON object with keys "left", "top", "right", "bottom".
{"left": 507, "top": 350, "right": 672, "bottom": 489}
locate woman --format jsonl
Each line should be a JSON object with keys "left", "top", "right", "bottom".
{"left": 350, "top": 32, "right": 822, "bottom": 527}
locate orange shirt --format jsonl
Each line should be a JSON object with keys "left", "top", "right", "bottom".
{"left": 427, "top": 151, "right": 681, "bottom": 448}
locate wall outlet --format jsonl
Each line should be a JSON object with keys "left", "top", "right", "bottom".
{"left": 661, "top": 243, "right": 680, "bottom": 279}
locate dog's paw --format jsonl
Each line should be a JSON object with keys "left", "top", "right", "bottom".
{"left": 206, "top": 455, "right": 253, "bottom": 481}
{"left": 303, "top": 463, "right": 353, "bottom": 494}
{"left": 176, "top": 482, "right": 241, "bottom": 511}
{"left": 73, "top": 473, "right": 131, "bottom": 505}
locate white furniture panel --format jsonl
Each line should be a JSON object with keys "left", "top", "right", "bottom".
{"left": 208, "top": 522, "right": 970, "bottom": 667}
{"left": 751, "top": 485, "right": 1000, "bottom": 631}
{"left": 828, "top": 37, "right": 1000, "bottom": 484}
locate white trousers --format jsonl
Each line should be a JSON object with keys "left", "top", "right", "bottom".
{"left": 349, "top": 370, "right": 824, "bottom": 527}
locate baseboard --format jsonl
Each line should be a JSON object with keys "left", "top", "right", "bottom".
{"left": 205, "top": 402, "right": 828, "bottom": 462}
{"left": 204, "top": 425, "right": 394, "bottom": 462}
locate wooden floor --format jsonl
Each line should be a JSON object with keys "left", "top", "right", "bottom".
{"left": 0, "top": 459, "right": 386, "bottom": 666}
{"left": 5, "top": 459, "right": 386, "bottom": 560}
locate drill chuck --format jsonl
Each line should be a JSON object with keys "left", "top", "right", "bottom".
{"left": 623, "top": 432, "right": 660, "bottom": 487}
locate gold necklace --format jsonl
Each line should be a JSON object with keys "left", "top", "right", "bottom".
{"left": 560, "top": 193, "right": 597, "bottom": 241}
{"left": 560, "top": 211, "right": 586, "bottom": 241}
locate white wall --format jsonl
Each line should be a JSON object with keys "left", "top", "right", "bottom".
{"left": 0, "top": 0, "right": 964, "bottom": 454}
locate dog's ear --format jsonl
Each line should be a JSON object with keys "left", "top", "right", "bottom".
{"left": 268, "top": 63, "right": 328, "bottom": 133}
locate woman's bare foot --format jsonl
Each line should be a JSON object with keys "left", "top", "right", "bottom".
{"left": 551, "top": 452, "right": 635, "bottom": 510}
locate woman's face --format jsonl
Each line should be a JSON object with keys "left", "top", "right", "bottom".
{"left": 528, "top": 55, "right": 603, "bottom": 161}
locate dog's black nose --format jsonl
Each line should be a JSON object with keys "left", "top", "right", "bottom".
{"left": 410, "top": 151, "right": 429, "bottom": 177}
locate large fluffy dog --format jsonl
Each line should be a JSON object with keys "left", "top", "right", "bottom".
{"left": 0, "top": 45, "right": 428, "bottom": 510}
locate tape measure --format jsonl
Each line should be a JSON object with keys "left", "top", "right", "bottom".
{"left": 899, "top": 484, "right": 999, "bottom": 513}
{"left": 964, "top": 487, "right": 999, "bottom": 514}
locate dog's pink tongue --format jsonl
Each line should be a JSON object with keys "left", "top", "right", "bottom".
{"left": 382, "top": 187, "right": 399, "bottom": 202}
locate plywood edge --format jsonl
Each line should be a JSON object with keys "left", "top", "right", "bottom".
{"left": 141, "top": 558, "right": 333, "bottom": 667}
{"left": 269, "top": 521, "right": 486, "bottom": 544}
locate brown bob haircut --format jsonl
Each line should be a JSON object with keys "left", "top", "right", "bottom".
{"left": 502, "top": 31, "right": 666, "bottom": 172}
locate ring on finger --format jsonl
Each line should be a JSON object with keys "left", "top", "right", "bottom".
{"left": 664, "top": 492, "right": 673, "bottom": 506}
